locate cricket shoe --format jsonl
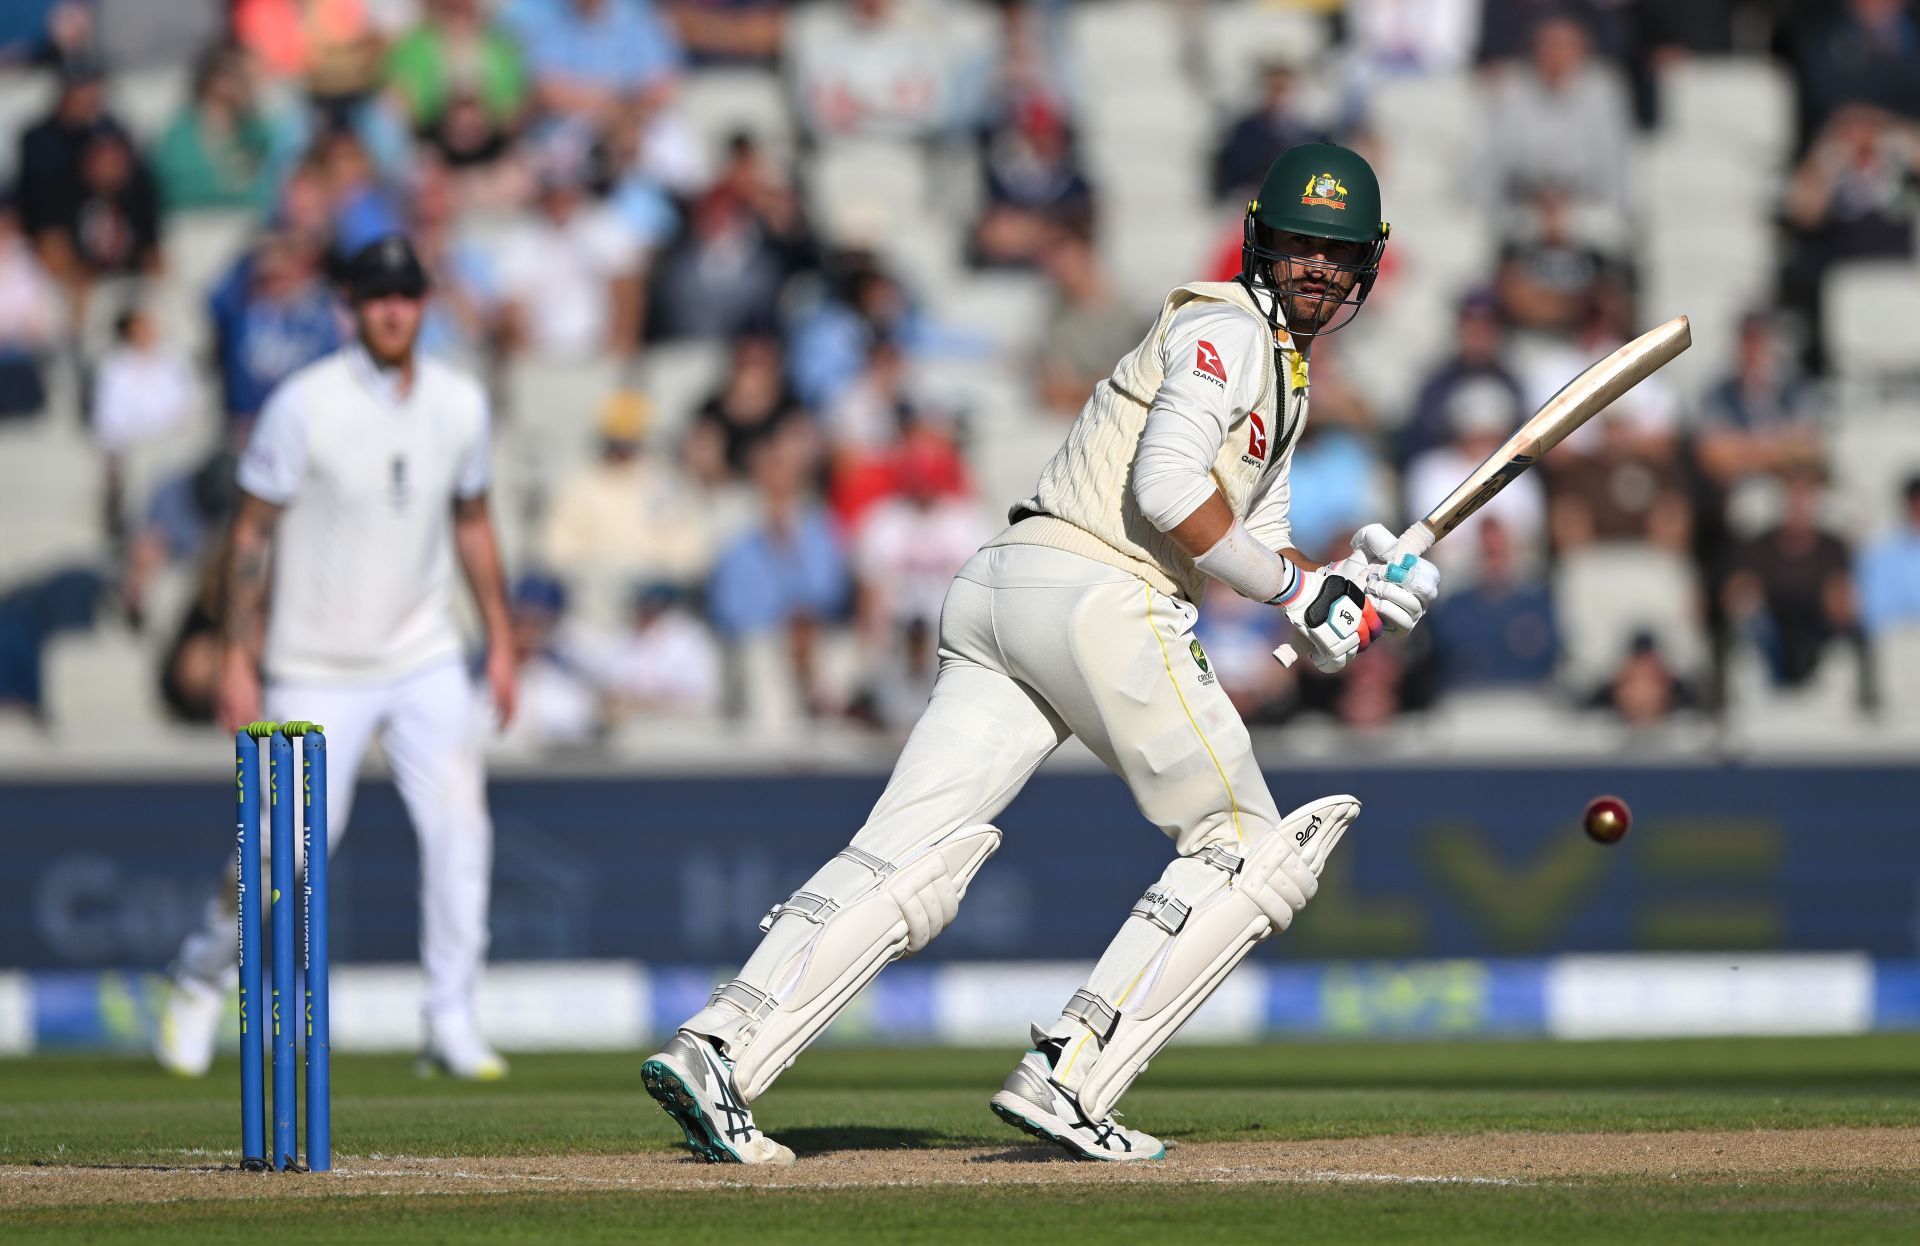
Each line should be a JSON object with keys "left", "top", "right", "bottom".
{"left": 154, "top": 975, "right": 223, "bottom": 1078}
{"left": 990, "top": 1049, "right": 1165, "bottom": 1162}
{"left": 417, "top": 1010, "right": 509, "bottom": 1081}
{"left": 642, "top": 1032, "right": 795, "bottom": 1165}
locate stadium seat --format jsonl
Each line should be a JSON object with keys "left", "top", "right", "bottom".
{"left": 636, "top": 340, "right": 727, "bottom": 441}
{"left": 1553, "top": 543, "right": 1706, "bottom": 690}
{"left": 940, "top": 273, "right": 1052, "bottom": 351}
{"left": 0, "top": 418, "right": 106, "bottom": 583}
{"left": 1825, "top": 261, "right": 1920, "bottom": 381}
{"left": 1067, "top": 0, "right": 1183, "bottom": 79}
{"left": 676, "top": 68, "right": 794, "bottom": 163}
{"left": 1659, "top": 58, "right": 1794, "bottom": 170}
{"left": 108, "top": 66, "right": 189, "bottom": 144}
{"left": 1369, "top": 73, "right": 1482, "bottom": 167}
{"left": 806, "top": 139, "right": 932, "bottom": 248}
{"left": 1199, "top": 2, "right": 1329, "bottom": 109}
{"left": 1876, "top": 627, "right": 1920, "bottom": 722}
{"left": 0, "top": 70, "right": 56, "bottom": 185}
{"left": 502, "top": 356, "right": 630, "bottom": 488}
{"left": 1829, "top": 402, "right": 1920, "bottom": 538}
{"left": 43, "top": 626, "right": 166, "bottom": 730}
{"left": 163, "top": 210, "right": 258, "bottom": 299}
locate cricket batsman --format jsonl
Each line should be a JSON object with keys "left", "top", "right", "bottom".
{"left": 643, "top": 143, "right": 1441, "bottom": 1162}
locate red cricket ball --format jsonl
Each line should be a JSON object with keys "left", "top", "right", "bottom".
{"left": 1583, "top": 794, "right": 1632, "bottom": 844}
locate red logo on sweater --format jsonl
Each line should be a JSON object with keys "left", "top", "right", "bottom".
{"left": 1246, "top": 411, "right": 1268, "bottom": 461}
{"left": 1194, "top": 340, "right": 1227, "bottom": 384}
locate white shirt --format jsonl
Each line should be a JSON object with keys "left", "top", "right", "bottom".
{"left": 495, "top": 206, "right": 642, "bottom": 358}
{"left": 592, "top": 610, "right": 722, "bottom": 716}
{"left": 92, "top": 345, "right": 197, "bottom": 453}
{"left": 856, "top": 496, "right": 992, "bottom": 627}
{"left": 238, "top": 346, "right": 491, "bottom": 684}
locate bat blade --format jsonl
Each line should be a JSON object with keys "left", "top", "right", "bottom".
{"left": 1273, "top": 314, "right": 1691, "bottom": 669}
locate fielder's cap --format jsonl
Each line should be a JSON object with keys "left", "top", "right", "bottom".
{"left": 342, "top": 234, "right": 429, "bottom": 301}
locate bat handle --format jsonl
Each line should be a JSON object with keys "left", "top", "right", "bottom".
{"left": 1270, "top": 521, "right": 1437, "bottom": 668}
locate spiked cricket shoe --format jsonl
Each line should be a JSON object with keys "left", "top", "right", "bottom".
{"left": 990, "top": 1050, "right": 1165, "bottom": 1161}
{"left": 642, "top": 1032, "right": 795, "bottom": 1165}
{"left": 154, "top": 975, "right": 223, "bottom": 1078}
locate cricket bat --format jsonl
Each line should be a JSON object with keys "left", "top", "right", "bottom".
{"left": 1275, "top": 314, "right": 1692, "bottom": 668}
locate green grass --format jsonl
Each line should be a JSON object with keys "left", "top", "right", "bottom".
{"left": 4, "top": 1037, "right": 1919, "bottom": 1242}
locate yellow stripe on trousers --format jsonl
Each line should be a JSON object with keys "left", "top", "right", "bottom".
{"left": 1143, "top": 583, "right": 1243, "bottom": 845}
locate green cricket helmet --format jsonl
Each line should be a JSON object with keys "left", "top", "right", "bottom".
{"left": 1239, "top": 142, "right": 1390, "bottom": 338}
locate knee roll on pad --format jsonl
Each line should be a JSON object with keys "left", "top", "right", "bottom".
{"left": 683, "top": 823, "right": 1000, "bottom": 1101}
{"left": 1056, "top": 794, "right": 1359, "bottom": 1120}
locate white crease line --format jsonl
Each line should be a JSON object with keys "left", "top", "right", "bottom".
{"left": 1306, "top": 1170, "right": 1532, "bottom": 1187}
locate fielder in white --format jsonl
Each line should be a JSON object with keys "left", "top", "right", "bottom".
{"left": 642, "top": 144, "right": 1442, "bottom": 1162}
{"left": 156, "top": 236, "right": 518, "bottom": 1081}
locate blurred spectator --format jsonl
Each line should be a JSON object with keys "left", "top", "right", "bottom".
{"left": 852, "top": 429, "right": 986, "bottom": 642}
{"left": 234, "top": 0, "right": 386, "bottom": 114}
{"left": 386, "top": 0, "right": 530, "bottom": 168}
{"left": 1793, "top": 0, "right": 1920, "bottom": 147}
{"left": 1779, "top": 105, "right": 1920, "bottom": 372}
{"left": 315, "top": 128, "right": 408, "bottom": 257}
{"left": 17, "top": 64, "right": 123, "bottom": 244}
{"left": 790, "top": 0, "right": 978, "bottom": 140}
{"left": 1723, "top": 468, "right": 1857, "bottom": 686}
{"left": 643, "top": 186, "right": 784, "bottom": 341}
{"left": 157, "top": 549, "right": 226, "bottom": 723}
{"left": 0, "top": 1, "right": 61, "bottom": 64}
{"left": 1399, "top": 290, "right": 1525, "bottom": 467}
{"left": 409, "top": 153, "right": 505, "bottom": 358}
{"left": 1277, "top": 348, "right": 1386, "bottom": 562}
{"left": 969, "top": 98, "right": 1093, "bottom": 269}
{"left": 707, "top": 426, "right": 849, "bottom": 719}
{"left": 1427, "top": 517, "right": 1559, "bottom": 689}
{"left": 0, "top": 195, "right": 60, "bottom": 418}
{"left": 209, "top": 231, "right": 344, "bottom": 424}
{"left": 824, "top": 342, "right": 968, "bottom": 530}
{"left": 497, "top": 573, "right": 602, "bottom": 747}
{"left": 1856, "top": 476, "right": 1920, "bottom": 636}
{"left": 1591, "top": 631, "right": 1697, "bottom": 726}
{"left": 1479, "top": 0, "right": 1633, "bottom": 67}
{"left": 1481, "top": 13, "right": 1634, "bottom": 230}
{"left": 17, "top": 63, "right": 160, "bottom": 302}
{"left": 29, "top": 0, "right": 93, "bottom": 73}
{"left": 1212, "top": 57, "right": 1324, "bottom": 205}
{"left": 1344, "top": 0, "right": 1481, "bottom": 78}
{"left": 91, "top": 303, "right": 197, "bottom": 457}
{"left": 153, "top": 44, "right": 277, "bottom": 212}
{"left": 1195, "top": 586, "right": 1294, "bottom": 723}
{"left": 1406, "top": 377, "right": 1547, "bottom": 581}
{"left": 1522, "top": 297, "right": 1679, "bottom": 459}
{"left": 685, "top": 334, "right": 806, "bottom": 484}
{"left": 1495, "top": 190, "right": 1632, "bottom": 341}
{"left": 667, "top": 0, "right": 787, "bottom": 67}
{"left": 1690, "top": 312, "right": 1824, "bottom": 597}
{"left": 121, "top": 439, "right": 237, "bottom": 629}
{"left": 848, "top": 432, "right": 983, "bottom": 728}
{"left": 707, "top": 131, "right": 817, "bottom": 273}
{"left": 786, "top": 256, "right": 916, "bottom": 408}
{"left": 597, "top": 87, "right": 708, "bottom": 203}
{"left": 503, "top": 0, "right": 683, "bottom": 125}
{"left": 0, "top": 566, "right": 104, "bottom": 718}
{"left": 496, "top": 139, "right": 644, "bottom": 357}
{"left": 594, "top": 582, "right": 723, "bottom": 719}
{"left": 1034, "top": 230, "right": 1138, "bottom": 417}
{"left": 539, "top": 390, "right": 713, "bottom": 590}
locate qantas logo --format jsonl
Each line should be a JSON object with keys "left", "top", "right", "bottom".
{"left": 1244, "top": 410, "right": 1268, "bottom": 463}
{"left": 1193, "top": 340, "right": 1227, "bottom": 386}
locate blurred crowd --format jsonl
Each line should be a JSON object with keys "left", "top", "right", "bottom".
{"left": 0, "top": 0, "right": 1917, "bottom": 749}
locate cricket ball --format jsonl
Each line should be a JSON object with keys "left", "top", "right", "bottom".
{"left": 1583, "top": 795, "right": 1632, "bottom": 844}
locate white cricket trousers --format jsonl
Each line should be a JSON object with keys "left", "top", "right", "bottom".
{"left": 855, "top": 541, "right": 1281, "bottom": 875}
{"left": 175, "top": 658, "right": 494, "bottom": 1022}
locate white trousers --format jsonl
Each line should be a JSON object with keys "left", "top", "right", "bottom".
{"left": 850, "top": 542, "right": 1282, "bottom": 867}
{"left": 175, "top": 658, "right": 494, "bottom": 1021}
{"left": 701, "top": 543, "right": 1286, "bottom": 1069}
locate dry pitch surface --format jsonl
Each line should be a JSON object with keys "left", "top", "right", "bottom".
{"left": 4, "top": 1040, "right": 1918, "bottom": 1242}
